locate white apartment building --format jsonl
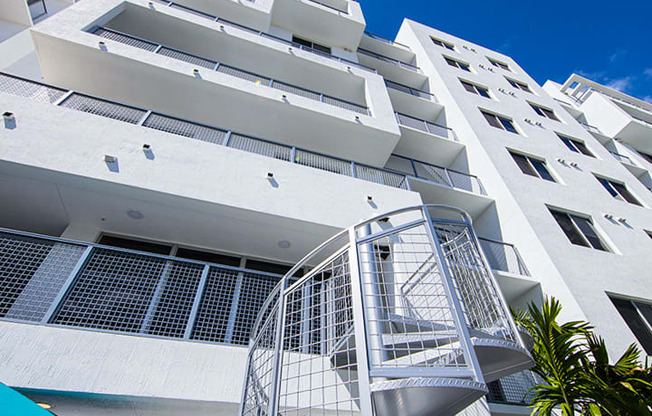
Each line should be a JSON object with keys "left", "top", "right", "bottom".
{"left": 0, "top": 0, "right": 650, "bottom": 415}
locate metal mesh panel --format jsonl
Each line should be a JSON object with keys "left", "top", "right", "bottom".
{"left": 478, "top": 239, "right": 530, "bottom": 276}
{"left": 425, "top": 121, "right": 452, "bottom": 139}
{"left": 322, "top": 95, "right": 369, "bottom": 115}
{"left": 272, "top": 81, "right": 321, "bottom": 101}
{"left": 0, "top": 233, "right": 85, "bottom": 321}
{"left": 278, "top": 250, "right": 359, "bottom": 416}
{"left": 384, "top": 155, "right": 416, "bottom": 176}
{"left": 433, "top": 222, "right": 515, "bottom": 343}
{"left": 413, "top": 161, "right": 452, "bottom": 187}
{"left": 93, "top": 27, "right": 159, "bottom": 52}
{"left": 51, "top": 248, "right": 166, "bottom": 332}
{"left": 157, "top": 46, "right": 216, "bottom": 69}
{"left": 487, "top": 370, "right": 537, "bottom": 405}
{"left": 143, "top": 262, "right": 204, "bottom": 338}
{"left": 59, "top": 93, "right": 147, "bottom": 124}
{"left": 448, "top": 170, "right": 476, "bottom": 193}
{"left": 142, "top": 113, "right": 228, "bottom": 144}
{"left": 231, "top": 273, "right": 281, "bottom": 345}
{"left": 190, "top": 267, "right": 239, "bottom": 343}
{"left": 294, "top": 150, "right": 352, "bottom": 176}
{"left": 358, "top": 223, "right": 468, "bottom": 370}
{"left": 218, "top": 64, "right": 272, "bottom": 84}
{"left": 227, "top": 134, "right": 292, "bottom": 162}
{"left": 355, "top": 164, "right": 409, "bottom": 189}
{"left": 169, "top": 2, "right": 214, "bottom": 19}
{"left": 0, "top": 73, "right": 66, "bottom": 103}
{"left": 395, "top": 112, "right": 428, "bottom": 132}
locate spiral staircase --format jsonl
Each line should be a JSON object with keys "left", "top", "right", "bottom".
{"left": 240, "top": 205, "right": 533, "bottom": 416}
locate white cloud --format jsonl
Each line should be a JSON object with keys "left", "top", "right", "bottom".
{"left": 605, "top": 77, "right": 632, "bottom": 92}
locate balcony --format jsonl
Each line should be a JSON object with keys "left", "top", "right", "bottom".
{"left": 270, "top": 0, "right": 365, "bottom": 51}
{"left": 241, "top": 206, "right": 532, "bottom": 416}
{"left": 609, "top": 150, "right": 649, "bottom": 178}
{"left": 31, "top": 0, "right": 399, "bottom": 166}
{"left": 393, "top": 112, "right": 465, "bottom": 166}
{"left": 92, "top": 27, "right": 369, "bottom": 115}
{"left": 151, "top": 0, "right": 376, "bottom": 74}
{"left": 359, "top": 31, "right": 415, "bottom": 67}
{"left": 384, "top": 155, "right": 493, "bottom": 218}
{"left": 385, "top": 79, "right": 444, "bottom": 120}
{"left": 487, "top": 370, "right": 537, "bottom": 407}
{"left": 357, "top": 48, "right": 427, "bottom": 88}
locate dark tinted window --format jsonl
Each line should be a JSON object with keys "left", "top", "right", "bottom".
{"left": 530, "top": 159, "right": 555, "bottom": 182}
{"left": 511, "top": 153, "right": 537, "bottom": 177}
{"left": 550, "top": 210, "right": 590, "bottom": 248}
{"left": 610, "top": 296, "right": 652, "bottom": 354}
{"left": 175, "top": 247, "right": 241, "bottom": 267}
{"left": 245, "top": 259, "right": 293, "bottom": 276}
{"left": 98, "top": 235, "right": 172, "bottom": 255}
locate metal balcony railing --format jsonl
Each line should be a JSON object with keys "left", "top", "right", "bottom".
{"left": 90, "top": 27, "right": 370, "bottom": 115}
{"left": 395, "top": 112, "right": 458, "bottom": 141}
{"left": 610, "top": 151, "right": 636, "bottom": 166}
{"left": 241, "top": 205, "right": 532, "bottom": 416}
{"left": 357, "top": 48, "right": 421, "bottom": 73}
{"left": 579, "top": 121, "right": 603, "bottom": 134}
{"left": 0, "top": 228, "right": 283, "bottom": 346}
{"left": 150, "top": 0, "right": 374, "bottom": 73}
{"left": 487, "top": 370, "right": 538, "bottom": 406}
{"left": 385, "top": 79, "right": 438, "bottom": 102}
{"left": 385, "top": 155, "right": 487, "bottom": 196}
{"left": 478, "top": 238, "right": 530, "bottom": 276}
{"left": 363, "top": 31, "right": 411, "bottom": 50}
{"left": 0, "top": 73, "right": 491, "bottom": 198}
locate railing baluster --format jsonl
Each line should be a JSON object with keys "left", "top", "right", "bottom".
{"left": 183, "top": 264, "right": 211, "bottom": 339}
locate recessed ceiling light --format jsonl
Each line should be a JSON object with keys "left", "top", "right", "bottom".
{"left": 36, "top": 403, "right": 52, "bottom": 409}
{"left": 127, "top": 209, "right": 144, "bottom": 220}
{"left": 278, "top": 240, "right": 291, "bottom": 249}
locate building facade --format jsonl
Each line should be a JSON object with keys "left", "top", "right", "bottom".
{"left": 0, "top": 0, "right": 650, "bottom": 415}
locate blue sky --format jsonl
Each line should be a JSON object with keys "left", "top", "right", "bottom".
{"left": 358, "top": 0, "right": 652, "bottom": 103}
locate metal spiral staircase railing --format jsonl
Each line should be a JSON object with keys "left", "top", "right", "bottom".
{"left": 240, "top": 205, "right": 533, "bottom": 416}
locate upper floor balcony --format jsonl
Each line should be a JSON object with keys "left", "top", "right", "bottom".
{"left": 359, "top": 31, "right": 416, "bottom": 67}
{"left": 357, "top": 47, "right": 427, "bottom": 88}
{"left": 393, "top": 112, "right": 465, "bottom": 167}
{"left": 31, "top": 0, "right": 399, "bottom": 166}
{"left": 269, "top": 0, "right": 364, "bottom": 51}
{"left": 384, "top": 79, "right": 444, "bottom": 121}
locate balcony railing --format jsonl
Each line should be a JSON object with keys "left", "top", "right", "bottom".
{"left": 151, "top": 0, "right": 374, "bottom": 73}
{"left": 395, "top": 112, "right": 458, "bottom": 141}
{"left": 0, "top": 72, "right": 491, "bottom": 198}
{"left": 610, "top": 151, "right": 636, "bottom": 166}
{"left": 357, "top": 48, "right": 421, "bottom": 73}
{"left": 487, "top": 370, "right": 537, "bottom": 406}
{"left": 385, "top": 155, "right": 487, "bottom": 196}
{"left": 385, "top": 79, "right": 438, "bottom": 102}
{"left": 478, "top": 238, "right": 530, "bottom": 276}
{"left": 0, "top": 227, "right": 283, "bottom": 346}
{"left": 363, "top": 31, "right": 411, "bottom": 50}
{"left": 91, "top": 27, "right": 370, "bottom": 115}
{"left": 579, "top": 121, "right": 603, "bottom": 134}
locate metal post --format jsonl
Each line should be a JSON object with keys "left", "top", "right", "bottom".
{"left": 347, "top": 228, "right": 376, "bottom": 416}
{"left": 52, "top": 90, "right": 74, "bottom": 106}
{"left": 267, "top": 279, "right": 288, "bottom": 416}
{"left": 139, "top": 260, "right": 175, "bottom": 334}
{"left": 41, "top": 246, "right": 93, "bottom": 324}
{"left": 351, "top": 161, "right": 357, "bottom": 178}
{"left": 410, "top": 158, "right": 419, "bottom": 178}
{"left": 137, "top": 110, "right": 152, "bottom": 126}
{"left": 222, "top": 131, "right": 232, "bottom": 147}
{"left": 154, "top": 44, "right": 163, "bottom": 54}
{"left": 424, "top": 119, "right": 431, "bottom": 134}
{"left": 290, "top": 147, "right": 297, "bottom": 163}
{"left": 224, "top": 271, "right": 245, "bottom": 344}
{"left": 319, "top": 93, "right": 324, "bottom": 103}
{"left": 444, "top": 168, "right": 454, "bottom": 188}
{"left": 269, "top": 78, "right": 274, "bottom": 88}
{"left": 214, "top": 62, "right": 220, "bottom": 71}
{"left": 183, "top": 264, "right": 210, "bottom": 339}
{"left": 421, "top": 208, "right": 485, "bottom": 383}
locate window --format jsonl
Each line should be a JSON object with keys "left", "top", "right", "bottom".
{"left": 481, "top": 110, "right": 518, "bottom": 133}
{"left": 98, "top": 235, "right": 173, "bottom": 255}
{"left": 595, "top": 176, "right": 642, "bottom": 206}
{"left": 461, "top": 80, "right": 490, "bottom": 98}
{"left": 609, "top": 295, "right": 652, "bottom": 354}
{"left": 557, "top": 134, "right": 594, "bottom": 157}
{"left": 646, "top": 230, "right": 652, "bottom": 240}
{"left": 27, "top": 0, "right": 48, "bottom": 20}
{"left": 549, "top": 208, "right": 608, "bottom": 251}
{"left": 431, "top": 37, "right": 455, "bottom": 50}
{"left": 175, "top": 247, "right": 241, "bottom": 267}
{"left": 488, "top": 58, "right": 509, "bottom": 70}
{"left": 510, "top": 152, "right": 555, "bottom": 182}
{"left": 444, "top": 56, "right": 470, "bottom": 72}
{"left": 530, "top": 103, "right": 559, "bottom": 121}
{"left": 506, "top": 78, "right": 532, "bottom": 93}
{"left": 292, "top": 36, "right": 331, "bottom": 54}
